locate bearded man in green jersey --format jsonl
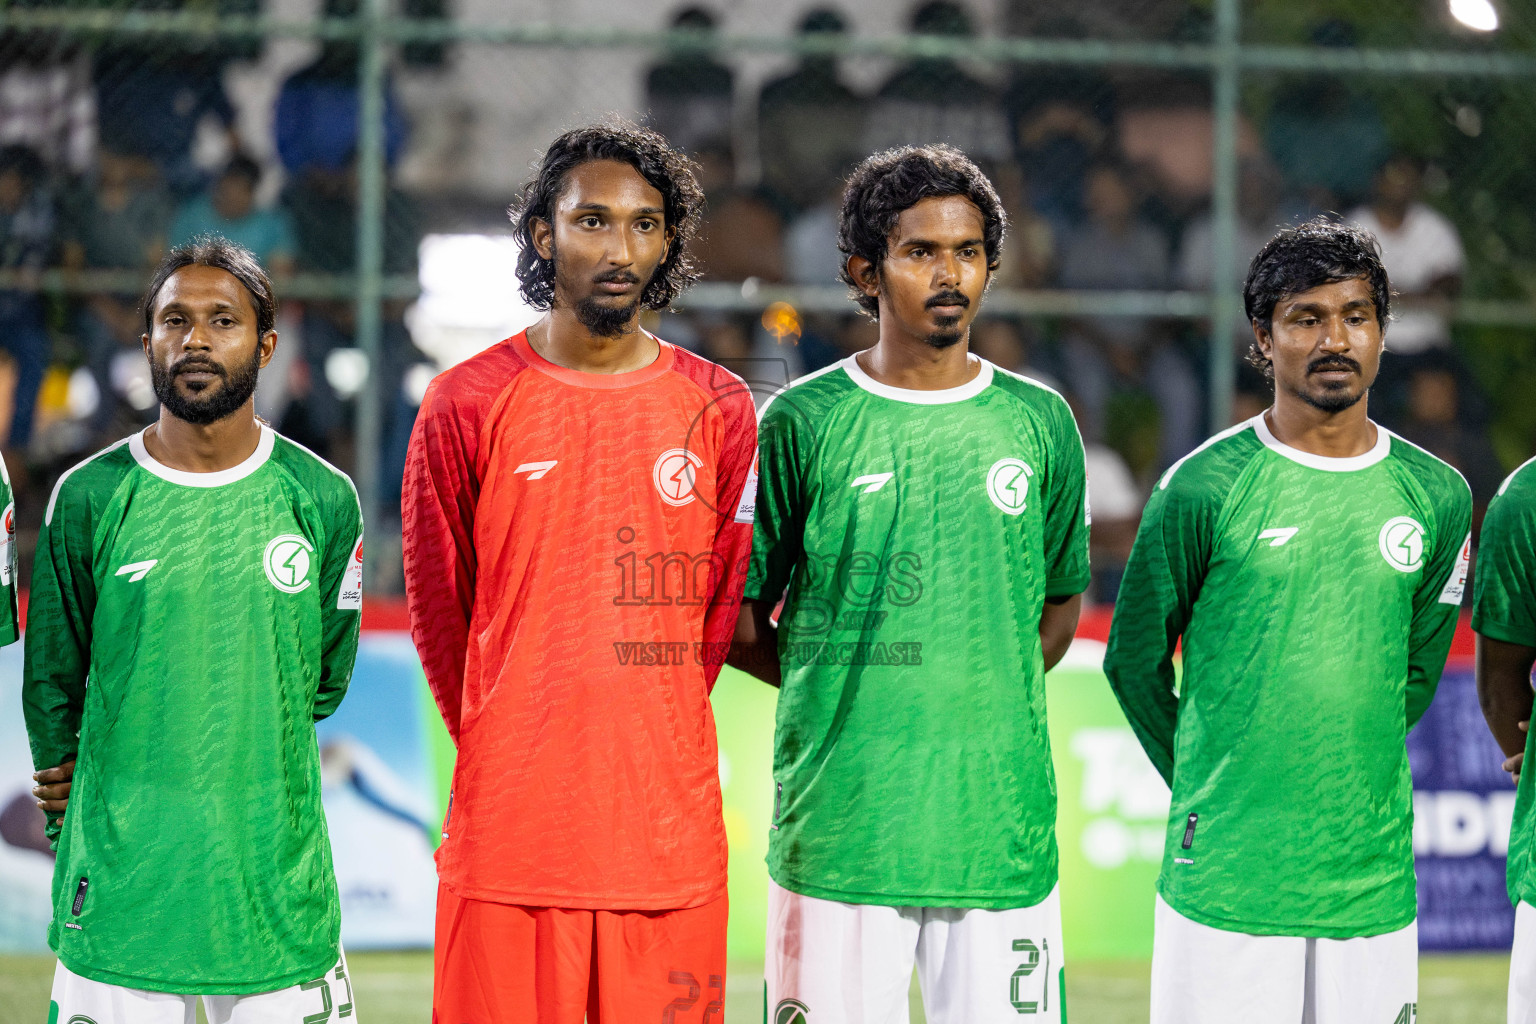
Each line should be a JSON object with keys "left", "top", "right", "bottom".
{"left": 1473, "top": 455, "right": 1536, "bottom": 1024}
{"left": 728, "top": 144, "right": 1089, "bottom": 1023}
{"left": 24, "top": 237, "right": 363, "bottom": 1022}
{"left": 1106, "top": 217, "right": 1471, "bottom": 1024}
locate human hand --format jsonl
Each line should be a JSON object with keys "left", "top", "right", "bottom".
{"left": 32, "top": 759, "right": 75, "bottom": 815}
{"left": 1505, "top": 721, "right": 1528, "bottom": 787}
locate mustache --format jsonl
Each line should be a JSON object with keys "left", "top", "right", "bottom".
{"left": 925, "top": 291, "right": 970, "bottom": 310}
{"left": 1307, "top": 355, "right": 1361, "bottom": 375}
{"left": 593, "top": 269, "right": 641, "bottom": 286}
{"left": 171, "top": 357, "right": 227, "bottom": 378}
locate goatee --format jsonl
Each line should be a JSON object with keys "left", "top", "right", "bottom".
{"left": 575, "top": 295, "right": 640, "bottom": 338}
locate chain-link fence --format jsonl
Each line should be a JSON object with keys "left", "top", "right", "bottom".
{"left": 0, "top": 0, "right": 1532, "bottom": 595}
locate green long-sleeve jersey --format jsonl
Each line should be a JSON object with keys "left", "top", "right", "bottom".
{"left": 1105, "top": 414, "right": 1470, "bottom": 938}
{"left": 1472, "top": 456, "right": 1536, "bottom": 909}
{"left": 22, "top": 425, "right": 363, "bottom": 993}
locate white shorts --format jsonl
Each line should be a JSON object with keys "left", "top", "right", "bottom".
{"left": 49, "top": 950, "right": 355, "bottom": 1024}
{"left": 1509, "top": 900, "right": 1536, "bottom": 1023}
{"left": 765, "top": 878, "right": 1065, "bottom": 1024}
{"left": 1151, "top": 895, "right": 1417, "bottom": 1024}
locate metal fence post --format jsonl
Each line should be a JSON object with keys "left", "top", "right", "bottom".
{"left": 354, "top": 0, "right": 388, "bottom": 575}
{"left": 1208, "top": 0, "right": 1242, "bottom": 431}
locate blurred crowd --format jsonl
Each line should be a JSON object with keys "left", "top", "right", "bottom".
{"left": 0, "top": 0, "right": 1523, "bottom": 599}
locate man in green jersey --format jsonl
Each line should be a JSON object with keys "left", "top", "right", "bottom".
{"left": 729, "top": 144, "right": 1089, "bottom": 1023}
{"left": 1473, "top": 455, "right": 1536, "bottom": 1024}
{"left": 1106, "top": 218, "right": 1472, "bottom": 1024}
{"left": 24, "top": 237, "right": 363, "bottom": 1022}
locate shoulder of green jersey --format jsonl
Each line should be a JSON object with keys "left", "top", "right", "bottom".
{"left": 1157, "top": 416, "right": 1261, "bottom": 491}
{"left": 271, "top": 430, "right": 362, "bottom": 512}
{"left": 45, "top": 435, "right": 135, "bottom": 527}
{"left": 1380, "top": 427, "right": 1473, "bottom": 500}
{"left": 989, "top": 362, "right": 1068, "bottom": 403}
{"left": 757, "top": 358, "right": 857, "bottom": 422}
{"left": 0, "top": 450, "right": 10, "bottom": 488}
{"left": 1495, "top": 454, "right": 1536, "bottom": 498}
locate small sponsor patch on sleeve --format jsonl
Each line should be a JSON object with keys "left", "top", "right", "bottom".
{"left": 337, "top": 532, "right": 363, "bottom": 610}
{"left": 0, "top": 502, "right": 14, "bottom": 587}
{"left": 1437, "top": 532, "right": 1472, "bottom": 605}
{"left": 733, "top": 457, "right": 758, "bottom": 525}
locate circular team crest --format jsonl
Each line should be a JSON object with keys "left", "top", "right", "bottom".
{"left": 774, "top": 999, "right": 810, "bottom": 1024}
{"left": 263, "top": 534, "right": 315, "bottom": 593}
{"left": 986, "top": 458, "right": 1034, "bottom": 516}
{"left": 653, "top": 448, "right": 702, "bottom": 507}
{"left": 1378, "top": 516, "right": 1426, "bottom": 573}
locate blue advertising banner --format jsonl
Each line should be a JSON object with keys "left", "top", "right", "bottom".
{"left": 1410, "top": 664, "right": 1519, "bottom": 950}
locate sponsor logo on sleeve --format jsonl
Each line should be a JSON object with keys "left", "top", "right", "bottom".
{"left": 337, "top": 533, "right": 364, "bottom": 610}
{"left": 733, "top": 455, "right": 757, "bottom": 524}
{"left": 1437, "top": 532, "right": 1472, "bottom": 605}
{"left": 0, "top": 502, "right": 14, "bottom": 586}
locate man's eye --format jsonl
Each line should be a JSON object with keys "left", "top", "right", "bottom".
{"left": 910, "top": 248, "right": 928, "bottom": 259}
{"left": 579, "top": 216, "right": 601, "bottom": 228}
{"left": 960, "top": 248, "right": 978, "bottom": 258}
{"left": 635, "top": 219, "right": 657, "bottom": 231}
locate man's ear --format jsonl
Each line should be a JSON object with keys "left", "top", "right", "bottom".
{"left": 847, "top": 255, "right": 879, "bottom": 299}
{"left": 530, "top": 217, "right": 554, "bottom": 261}
{"left": 258, "top": 329, "right": 278, "bottom": 370}
{"left": 1252, "top": 320, "right": 1273, "bottom": 363}
{"left": 141, "top": 333, "right": 152, "bottom": 359}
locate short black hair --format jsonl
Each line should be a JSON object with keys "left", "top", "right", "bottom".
{"left": 1243, "top": 216, "right": 1391, "bottom": 376}
{"left": 509, "top": 119, "right": 704, "bottom": 312}
{"left": 837, "top": 144, "right": 1007, "bottom": 317}
{"left": 141, "top": 236, "right": 277, "bottom": 339}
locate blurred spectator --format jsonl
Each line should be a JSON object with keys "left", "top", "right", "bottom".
{"left": 1057, "top": 162, "right": 1199, "bottom": 471}
{"left": 645, "top": 7, "right": 735, "bottom": 156}
{"left": 987, "top": 162, "right": 1054, "bottom": 289}
{"left": 757, "top": 8, "right": 865, "bottom": 216}
{"left": 1178, "top": 157, "right": 1297, "bottom": 291}
{"left": 0, "top": 31, "right": 94, "bottom": 177}
{"left": 1348, "top": 155, "right": 1464, "bottom": 362}
{"left": 691, "top": 140, "right": 783, "bottom": 282}
{"left": 1002, "top": 18, "right": 1112, "bottom": 235}
{"left": 93, "top": 45, "right": 236, "bottom": 197}
{"left": 275, "top": 39, "right": 409, "bottom": 181}
{"left": 62, "top": 147, "right": 171, "bottom": 433}
{"left": 0, "top": 145, "right": 54, "bottom": 451}
{"left": 1395, "top": 357, "right": 1504, "bottom": 514}
{"left": 862, "top": 2, "right": 1010, "bottom": 164}
{"left": 1118, "top": 75, "right": 1263, "bottom": 221}
{"left": 1264, "top": 20, "right": 1390, "bottom": 210}
{"left": 968, "top": 316, "right": 1060, "bottom": 390}
{"left": 1063, "top": 390, "right": 1143, "bottom": 603}
{"left": 784, "top": 177, "right": 844, "bottom": 287}
{"left": 170, "top": 154, "right": 296, "bottom": 277}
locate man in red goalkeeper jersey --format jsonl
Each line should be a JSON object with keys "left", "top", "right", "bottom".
{"left": 402, "top": 120, "right": 756, "bottom": 1022}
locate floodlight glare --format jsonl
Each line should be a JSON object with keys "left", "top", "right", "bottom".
{"left": 1449, "top": 0, "right": 1499, "bottom": 31}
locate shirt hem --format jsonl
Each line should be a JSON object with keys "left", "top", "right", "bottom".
{"left": 53, "top": 943, "right": 337, "bottom": 996}
{"left": 1158, "top": 884, "right": 1415, "bottom": 939}
{"left": 770, "top": 867, "right": 1058, "bottom": 911}
{"left": 437, "top": 875, "right": 728, "bottom": 912}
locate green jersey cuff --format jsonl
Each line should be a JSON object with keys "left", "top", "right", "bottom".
{"left": 1044, "top": 573, "right": 1091, "bottom": 599}
{"left": 1471, "top": 613, "right": 1536, "bottom": 649}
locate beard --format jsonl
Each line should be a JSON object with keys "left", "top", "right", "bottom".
{"left": 574, "top": 294, "right": 641, "bottom": 338}
{"left": 923, "top": 321, "right": 965, "bottom": 349}
{"left": 151, "top": 349, "right": 260, "bottom": 425}
{"left": 922, "top": 288, "right": 969, "bottom": 348}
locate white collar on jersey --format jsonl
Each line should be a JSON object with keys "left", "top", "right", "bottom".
{"left": 1251, "top": 411, "right": 1391, "bottom": 472}
{"left": 840, "top": 352, "right": 994, "bottom": 405}
{"left": 129, "top": 422, "right": 275, "bottom": 487}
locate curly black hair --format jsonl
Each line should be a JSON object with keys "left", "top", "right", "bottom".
{"left": 142, "top": 235, "right": 277, "bottom": 339}
{"left": 1243, "top": 216, "right": 1392, "bottom": 378}
{"left": 837, "top": 144, "right": 1007, "bottom": 318}
{"left": 509, "top": 119, "right": 704, "bottom": 312}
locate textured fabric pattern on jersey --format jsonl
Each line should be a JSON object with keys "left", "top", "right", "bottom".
{"left": 23, "top": 425, "right": 363, "bottom": 993}
{"left": 0, "top": 453, "right": 22, "bottom": 647}
{"left": 1473, "top": 457, "right": 1536, "bottom": 909}
{"left": 432, "top": 885, "right": 726, "bottom": 1024}
{"left": 1106, "top": 414, "right": 1471, "bottom": 938}
{"left": 746, "top": 356, "right": 1090, "bottom": 908}
{"left": 402, "top": 331, "right": 756, "bottom": 910}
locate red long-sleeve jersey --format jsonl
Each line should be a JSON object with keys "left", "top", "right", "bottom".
{"left": 402, "top": 330, "right": 756, "bottom": 910}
